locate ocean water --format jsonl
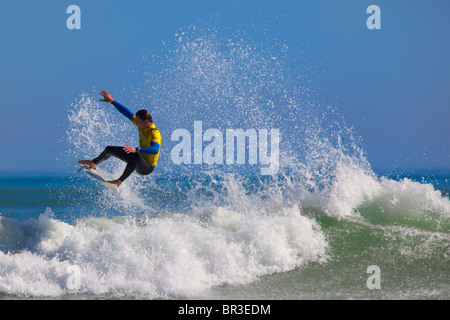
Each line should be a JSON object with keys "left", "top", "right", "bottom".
{"left": 1, "top": 27, "right": 449, "bottom": 300}
{"left": 0, "top": 169, "right": 448, "bottom": 300}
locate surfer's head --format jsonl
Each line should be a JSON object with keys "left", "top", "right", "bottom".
{"left": 136, "top": 109, "right": 153, "bottom": 123}
{"left": 135, "top": 109, "right": 153, "bottom": 129}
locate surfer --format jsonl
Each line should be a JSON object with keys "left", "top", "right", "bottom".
{"left": 78, "top": 90, "right": 161, "bottom": 187}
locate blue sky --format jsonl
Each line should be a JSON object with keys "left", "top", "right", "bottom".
{"left": 1, "top": 0, "right": 449, "bottom": 174}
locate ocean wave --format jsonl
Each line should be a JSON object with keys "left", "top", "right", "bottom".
{"left": 23, "top": 25, "right": 447, "bottom": 299}
{"left": 0, "top": 204, "right": 327, "bottom": 298}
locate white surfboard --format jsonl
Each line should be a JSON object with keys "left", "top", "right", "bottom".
{"left": 78, "top": 165, "right": 118, "bottom": 193}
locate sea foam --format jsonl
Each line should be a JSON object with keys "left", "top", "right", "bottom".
{"left": 0, "top": 203, "right": 327, "bottom": 297}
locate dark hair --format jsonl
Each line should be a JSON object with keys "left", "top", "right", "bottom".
{"left": 136, "top": 109, "right": 153, "bottom": 123}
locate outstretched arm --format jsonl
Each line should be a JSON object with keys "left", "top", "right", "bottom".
{"left": 123, "top": 142, "right": 160, "bottom": 155}
{"left": 99, "top": 89, "right": 114, "bottom": 103}
{"left": 138, "top": 142, "right": 160, "bottom": 154}
{"left": 100, "top": 89, "right": 134, "bottom": 120}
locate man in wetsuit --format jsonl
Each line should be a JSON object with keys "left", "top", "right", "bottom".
{"left": 78, "top": 90, "right": 161, "bottom": 188}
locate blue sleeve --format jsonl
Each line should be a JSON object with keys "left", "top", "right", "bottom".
{"left": 111, "top": 100, "right": 134, "bottom": 120}
{"left": 138, "top": 142, "right": 160, "bottom": 155}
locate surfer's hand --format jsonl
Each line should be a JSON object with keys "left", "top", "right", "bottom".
{"left": 100, "top": 90, "right": 114, "bottom": 103}
{"left": 123, "top": 145, "right": 137, "bottom": 154}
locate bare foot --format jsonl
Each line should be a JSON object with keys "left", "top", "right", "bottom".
{"left": 108, "top": 179, "right": 123, "bottom": 187}
{"left": 78, "top": 159, "right": 96, "bottom": 169}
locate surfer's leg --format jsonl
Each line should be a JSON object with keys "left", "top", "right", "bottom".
{"left": 95, "top": 146, "right": 141, "bottom": 181}
{"left": 118, "top": 157, "right": 139, "bottom": 182}
{"left": 135, "top": 157, "right": 155, "bottom": 176}
{"left": 91, "top": 146, "right": 135, "bottom": 186}
{"left": 92, "top": 146, "right": 153, "bottom": 184}
{"left": 78, "top": 159, "right": 96, "bottom": 169}
{"left": 93, "top": 146, "right": 129, "bottom": 165}
{"left": 117, "top": 154, "right": 154, "bottom": 181}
